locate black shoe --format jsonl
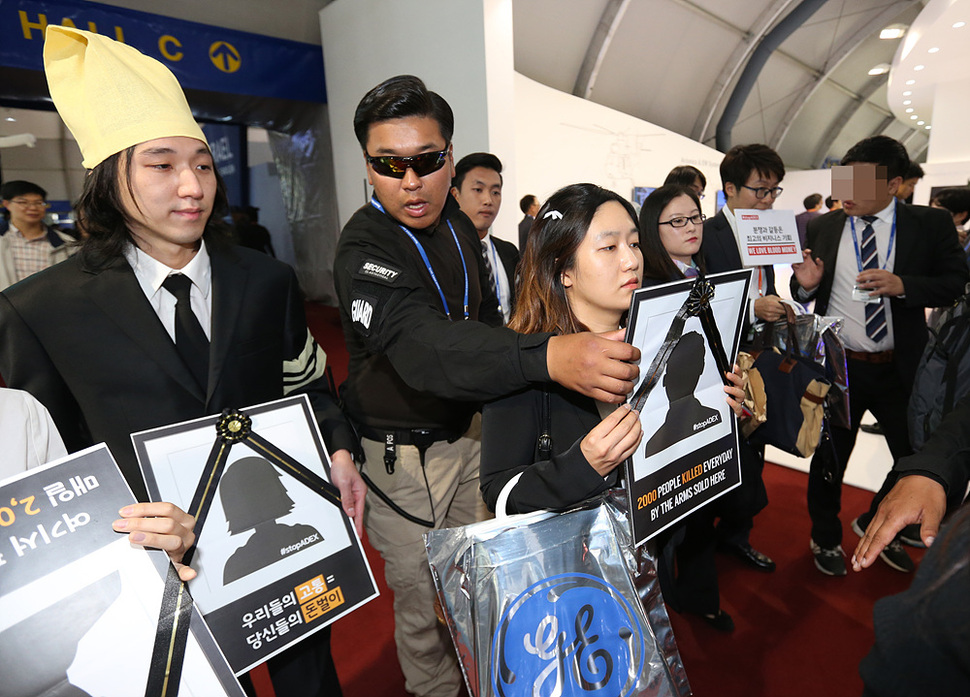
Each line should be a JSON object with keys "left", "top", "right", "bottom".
{"left": 810, "top": 539, "right": 847, "bottom": 576}
{"left": 879, "top": 539, "right": 915, "bottom": 572}
{"left": 860, "top": 422, "right": 884, "bottom": 436}
{"left": 699, "top": 609, "right": 735, "bottom": 633}
{"left": 720, "top": 542, "right": 776, "bottom": 572}
{"left": 899, "top": 523, "right": 927, "bottom": 548}
{"left": 851, "top": 516, "right": 914, "bottom": 572}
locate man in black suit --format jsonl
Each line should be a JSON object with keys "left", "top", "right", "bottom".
{"left": 452, "top": 152, "right": 520, "bottom": 323}
{"left": 702, "top": 143, "right": 788, "bottom": 573}
{"left": 792, "top": 135, "right": 967, "bottom": 576}
{"left": 518, "top": 193, "right": 539, "bottom": 251}
{"left": 0, "top": 26, "right": 363, "bottom": 697}
{"left": 795, "top": 193, "right": 823, "bottom": 249}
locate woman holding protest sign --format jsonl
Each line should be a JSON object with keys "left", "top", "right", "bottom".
{"left": 479, "top": 183, "right": 743, "bottom": 633}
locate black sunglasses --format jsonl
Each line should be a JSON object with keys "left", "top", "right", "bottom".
{"left": 365, "top": 147, "right": 450, "bottom": 178}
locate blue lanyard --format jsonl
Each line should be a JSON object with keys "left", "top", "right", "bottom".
{"left": 849, "top": 206, "right": 897, "bottom": 272}
{"left": 370, "top": 197, "right": 469, "bottom": 320}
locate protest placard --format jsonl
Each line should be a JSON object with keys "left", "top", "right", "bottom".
{"left": 134, "top": 395, "right": 379, "bottom": 674}
{"left": 623, "top": 271, "right": 750, "bottom": 546}
{"left": 0, "top": 445, "right": 244, "bottom": 696}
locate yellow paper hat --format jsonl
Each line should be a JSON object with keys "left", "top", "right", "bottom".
{"left": 43, "top": 25, "right": 207, "bottom": 169}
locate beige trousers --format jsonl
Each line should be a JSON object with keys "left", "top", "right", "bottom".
{"left": 360, "top": 414, "right": 489, "bottom": 697}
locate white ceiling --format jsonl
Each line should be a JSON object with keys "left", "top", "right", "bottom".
{"left": 1, "top": 0, "right": 942, "bottom": 171}
{"left": 513, "top": 0, "right": 932, "bottom": 168}
{"left": 887, "top": 0, "right": 970, "bottom": 133}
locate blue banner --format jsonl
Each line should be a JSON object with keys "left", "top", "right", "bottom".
{"left": 202, "top": 123, "right": 246, "bottom": 208}
{"left": 0, "top": 0, "right": 326, "bottom": 103}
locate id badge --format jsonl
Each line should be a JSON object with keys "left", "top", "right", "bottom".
{"left": 852, "top": 285, "right": 877, "bottom": 303}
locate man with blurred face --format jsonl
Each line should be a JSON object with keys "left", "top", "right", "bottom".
{"left": 451, "top": 152, "right": 519, "bottom": 322}
{"left": 792, "top": 135, "right": 967, "bottom": 577}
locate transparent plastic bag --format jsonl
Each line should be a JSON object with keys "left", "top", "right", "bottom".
{"left": 425, "top": 495, "right": 690, "bottom": 697}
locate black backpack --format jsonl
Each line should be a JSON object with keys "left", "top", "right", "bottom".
{"left": 909, "top": 285, "right": 970, "bottom": 451}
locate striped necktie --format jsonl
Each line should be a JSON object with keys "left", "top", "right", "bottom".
{"left": 481, "top": 240, "right": 496, "bottom": 290}
{"left": 859, "top": 215, "right": 887, "bottom": 342}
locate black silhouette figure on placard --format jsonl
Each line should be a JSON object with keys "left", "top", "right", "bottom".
{"left": 221, "top": 456, "right": 324, "bottom": 585}
{"left": 644, "top": 332, "right": 722, "bottom": 457}
{"left": 0, "top": 571, "right": 121, "bottom": 697}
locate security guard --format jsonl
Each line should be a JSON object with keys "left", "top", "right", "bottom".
{"left": 334, "top": 75, "right": 641, "bottom": 697}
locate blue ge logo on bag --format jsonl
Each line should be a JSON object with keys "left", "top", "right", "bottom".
{"left": 491, "top": 573, "right": 646, "bottom": 697}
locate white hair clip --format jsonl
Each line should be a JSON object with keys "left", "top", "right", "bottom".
{"left": 543, "top": 210, "right": 563, "bottom": 220}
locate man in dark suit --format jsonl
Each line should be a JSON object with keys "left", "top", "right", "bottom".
{"left": 518, "top": 193, "right": 539, "bottom": 251}
{"left": 795, "top": 193, "right": 823, "bottom": 249}
{"left": 702, "top": 143, "right": 788, "bottom": 573}
{"left": 792, "top": 135, "right": 968, "bottom": 576}
{"left": 0, "top": 26, "right": 363, "bottom": 697}
{"left": 452, "top": 152, "right": 520, "bottom": 323}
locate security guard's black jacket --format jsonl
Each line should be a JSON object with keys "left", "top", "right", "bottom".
{"left": 334, "top": 196, "right": 550, "bottom": 432}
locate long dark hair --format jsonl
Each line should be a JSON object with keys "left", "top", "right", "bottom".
{"left": 510, "top": 183, "right": 639, "bottom": 335}
{"left": 638, "top": 184, "right": 705, "bottom": 282}
{"left": 75, "top": 145, "right": 232, "bottom": 270}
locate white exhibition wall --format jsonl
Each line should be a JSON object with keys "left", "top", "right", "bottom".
{"left": 513, "top": 73, "right": 724, "bottom": 228}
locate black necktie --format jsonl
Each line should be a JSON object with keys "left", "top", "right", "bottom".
{"left": 162, "top": 274, "right": 209, "bottom": 389}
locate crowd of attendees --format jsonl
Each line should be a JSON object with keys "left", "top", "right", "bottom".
{"left": 2, "top": 24, "right": 970, "bottom": 697}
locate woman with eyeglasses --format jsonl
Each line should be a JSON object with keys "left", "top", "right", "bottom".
{"left": 637, "top": 183, "right": 736, "bottom": 631}
{"left": 640, "top": 184, "right": 707, "bottom": 283}
{"left": 479, "top": 184, "right": 743, "bottom": 628}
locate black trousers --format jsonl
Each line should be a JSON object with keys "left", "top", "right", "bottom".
{"left": 656, "top": 505, "right": 720, "bottom": 616}
{"left": 240, "top": 627, "right": 342, "bottom": 697}
{"left": 808, "top": 358, "right": 913, "bottom": 547}
{"left": 713, "top": 437, "right": 768, "bottom": 547}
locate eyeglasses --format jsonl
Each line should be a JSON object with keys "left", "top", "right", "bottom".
{"left": 659, "top": 213, "right": 706, "bottom": 228}
{"left": 8, "top": 199, "right": 48, "bottom": 209}
{"left": 741, "top": 185, "right": 784, "bottom": 200}
{"left": 365, "top": 147, "right": 450, "bottom": 179}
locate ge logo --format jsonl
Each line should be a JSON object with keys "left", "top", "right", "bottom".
{"left": 209, "top": 41, "right": 241, "bottom": 73}
{"left": 491, "top": 573, "right": 646, "bottom": 697}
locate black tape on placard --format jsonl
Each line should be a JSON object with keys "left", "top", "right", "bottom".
{"left": 629, "top": 276, "right": 731, "bottom": 413}
{"left": 145, "top": 564, "right": 194, "bottom": 697}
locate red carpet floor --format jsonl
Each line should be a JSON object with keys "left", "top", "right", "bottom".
{"left": 307, "top": 303, "right": 924, "bottom": 697}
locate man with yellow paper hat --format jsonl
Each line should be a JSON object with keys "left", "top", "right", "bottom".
{"left": 0, "top": 25, "right": 363, "bottom": 697}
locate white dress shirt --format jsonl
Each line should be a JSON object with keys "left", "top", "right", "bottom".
{"left": 0, "top": 387, "right": 68, "bottom": 478}
{"left": 124, "top": 243, "right": 212, "bottom": 341}
{"left": 826, "top": 198, "right": 897, "bottom": 353}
